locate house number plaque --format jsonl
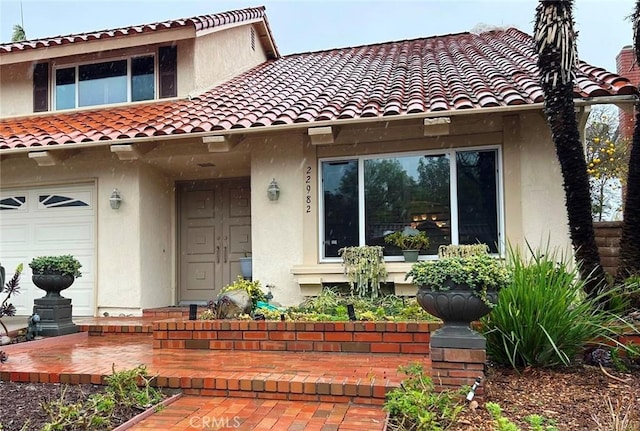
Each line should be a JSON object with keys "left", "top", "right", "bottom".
{"left": 305, "top": 165, "right": 312, "bottom": 213}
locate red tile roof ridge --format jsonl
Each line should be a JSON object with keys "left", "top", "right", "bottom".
{"left": 280, "top": 27, "right": 528, "bottom": 59}
{"left": 0, "top": 6, "right": 267, "bottom": 53}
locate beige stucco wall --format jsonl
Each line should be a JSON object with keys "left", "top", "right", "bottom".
{"left": 0, "top": 62, "right": 34, "bottom": 116}
{"left": 249, "top": 134, "right": 306, "bottom": 305}
{"left": 138, "top": 163, "right": 174, "bottom": 308}
{"left": 516, "top": 112, "right": 571, "bottom": 253}
{"left": 191, "top": 24, "right": 268, "bottom": 96}
{"left": 0, "top": 23, "right": 268, "bottom": 117}
{"left": 0, "top": 148, "right": 177, "bottom": 316}
{"left": 0, "top": 109, "right": 574, "bottom": 312}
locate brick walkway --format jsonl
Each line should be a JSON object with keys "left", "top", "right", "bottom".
{"left": 0, "top": 317, "right": 432, "bottom": 430}
{"left": 128, "top": 396, "right": 387, "bottom": 430}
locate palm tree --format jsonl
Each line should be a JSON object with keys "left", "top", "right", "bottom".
{"left": 11, "top": 24, "right": 26, "bottom": 42}
{"left": 615, "top": 1, "right": 640, "bottom": 284}
{"left": 533, "top": 0, "right": 607, "bottom": 299}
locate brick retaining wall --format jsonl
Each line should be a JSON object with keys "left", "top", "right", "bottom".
{"left": 594, "top": 221, "right": 623, "bottom": 276}
{"left": 153, "top": 319, "right": 441, "bottom": 354}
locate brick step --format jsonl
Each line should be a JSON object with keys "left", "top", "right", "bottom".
{"left": 75, "top": 317, "right": 154, "bottom": 335}
{"left": 0, "top": 333, "right": 428, "bottom": 406}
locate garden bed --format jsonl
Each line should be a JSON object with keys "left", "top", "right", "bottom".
{"left": 152, "top": 319, "right": 441, "bottom": 353}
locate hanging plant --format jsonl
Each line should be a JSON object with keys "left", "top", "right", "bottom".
{"left": 339, "top": 246, "right": 388, "bottom": 298}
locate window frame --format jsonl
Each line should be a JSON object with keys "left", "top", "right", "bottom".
{"left": 51, "top": 53, "right": 157, "bottom": 110}
{"left": 318, "top": 145, "right": 505, "bottom": 262}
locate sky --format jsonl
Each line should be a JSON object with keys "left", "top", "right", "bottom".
{"left": 0, "top": 0, "right": 635, "bottom": 73}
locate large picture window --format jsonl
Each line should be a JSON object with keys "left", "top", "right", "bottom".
{"left": 54, "top": 55, "right": 155, "bottom": 110}
{"left": 321, "top": 148, "right": 501, "bottom": 260}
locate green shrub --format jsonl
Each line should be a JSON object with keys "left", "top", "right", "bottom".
{"left": 29, "top": 255, "right": 82, "bottom": 278}
{"left": 286, "top": 288, "right": 436, "bottom": 321}
{"left": 384, "top": 363, "right": 465, "bottom": 431}
{"left": 481, "top": 245, "right": 623, "bottom": 368}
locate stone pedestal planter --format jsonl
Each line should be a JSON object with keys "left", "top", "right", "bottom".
{"left": 32, "top": 274, "right": 78, "bottom": 336}
{"left": 416, "top": 285, "right": 497, "bottom": 349}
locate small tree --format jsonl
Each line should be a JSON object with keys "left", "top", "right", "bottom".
{"left": 585, "top": 106, "right": 630, "bottom": 221}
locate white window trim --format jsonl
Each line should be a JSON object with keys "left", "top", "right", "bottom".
{"left": 52, "top": 53, "right": 157, "bottom": 111}
{"left": 318, "top": 145, "right": 505, "bottom": 263}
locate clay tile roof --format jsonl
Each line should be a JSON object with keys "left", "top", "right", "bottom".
{"left": 0, "top": 6, "right": 268, "bottom": 54}
{"left": 0, "top": 27, "right": 636, "bottom": 150}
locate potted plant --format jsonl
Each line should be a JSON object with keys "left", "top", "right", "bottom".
{"left": 405, "top": 244, "right": 511, "bottom": 348}
{"left": 384, "top": 228, "right": 430, "bottom": 262}
{"left": 29, "top": 255, "right": 82, "bottom": 297}
{"left": 239, "top": 250, "right": 252, "bottom": 280}
{"left": 339, "top": 245, "right": 388, "bottom": 298}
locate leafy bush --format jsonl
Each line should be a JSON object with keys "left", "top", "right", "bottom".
{"left": 406, "top": 246, "right": 511, "bottom": 307}
{"left": 29, "top": 255, "right": 82, "bottom": 278}
{"left": 481, "top": 245, "right": 625, "bottom": 368}
{"left": 384, "top": 363, "right": 465, "bottom": 431}
{"left": 285, "top": 288, "right": 436, "bottom": 322}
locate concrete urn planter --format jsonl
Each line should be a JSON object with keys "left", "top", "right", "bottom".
{"left": 32, "top": 273, "right": 75, "bottom": 298}
{"left": 416, "top": 282, "right": 498, "bottom": 349}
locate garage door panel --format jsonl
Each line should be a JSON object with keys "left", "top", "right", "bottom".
{"left": 0, "top": 224, "right": 28, "bottom": 245}
{"left": 34, "top": 221, "right": 94, "bottom": 244}
{"left": 0, "top": 184, "right": 96, "bottom": 316}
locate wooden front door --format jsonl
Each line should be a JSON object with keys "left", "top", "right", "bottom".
{"left": 178, "top": 179, "right": 251, "bottom": 303}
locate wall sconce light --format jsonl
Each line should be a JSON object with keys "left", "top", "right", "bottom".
{"left": 267, "top": 178, "right": 280, "bottom": 201}
{"left": 109, "top": 188, "right": 122, "bottom": 210}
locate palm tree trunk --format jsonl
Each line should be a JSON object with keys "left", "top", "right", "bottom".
{"left": 615, "top": 1, "right": 640, "bottom": 283}
{"left": 534, "top": 0, "right": 607, "bottom": 299}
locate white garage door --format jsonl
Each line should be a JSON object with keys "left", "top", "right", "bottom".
{"left": 0, "top": 184, "right": 95, "bottom": 316}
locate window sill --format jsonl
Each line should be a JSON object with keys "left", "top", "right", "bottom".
{"left": 291, "top": 262, "right": 418, "bottom": 297}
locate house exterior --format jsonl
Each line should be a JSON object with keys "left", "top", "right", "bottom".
{"left": 0, "top": 7, "right": 636, "bottom": 317}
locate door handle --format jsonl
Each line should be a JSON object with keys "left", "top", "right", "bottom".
{"left": 224, "top": 246, "right": 228, "bottom": 263}
{"left": 216, "top": 246, "right": 220, "bottom": 263}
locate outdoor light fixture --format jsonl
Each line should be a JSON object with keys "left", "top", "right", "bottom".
{"left": 267, "top": 178, "right": 280, "bottom": 201}
{"left": 109, "top": 188, "right": 122, "bottom": 210}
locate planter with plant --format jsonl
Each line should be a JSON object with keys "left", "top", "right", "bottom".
{"left": 339, "top": 245, "right": 388, "bottom": 298}
{"left": 405, "top": 244, "right": 511, "bottom": 348}
{"left": 384, "top": 228, "right": 430, "bottom": 262}
{"left": 29, "top": 255, "right": 82, "bottom": 297}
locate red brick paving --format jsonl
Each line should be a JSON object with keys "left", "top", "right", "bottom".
{"left": 127, "top": 396, "right": 387, "bottom": 430}
{"left": 0, "top": 318, "right": 429, "bottom": 430}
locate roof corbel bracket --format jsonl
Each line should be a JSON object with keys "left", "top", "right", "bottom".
{"left": 28, "top": 150, "right": 63, "bottom": 166}
{"left": 202, "top": 135, "right": 243, "bottom": 152}
{"left": 423, "top": 117, "right": 451, "bottom": 137}
{"left": 110, "top": 144, "right": 146, "bottom": 160}
{"left": 308, "top": 126, "right": 336, "bottom": 145}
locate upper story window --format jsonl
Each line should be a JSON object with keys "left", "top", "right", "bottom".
{"left": 320, "top": 147, "right": 502, "bottom": 261}
{"left": 33, "top": 45, "right": 177, "bottom": 113}
{"left": 54, "top": 56, "right": 155, "bottom": 110}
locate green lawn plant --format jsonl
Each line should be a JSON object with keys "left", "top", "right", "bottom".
{"left": 481, "top": 244, "right": 630, "bottom": 368}
{"left": 384, "top": 363, "right": 465, "bottom": 431}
